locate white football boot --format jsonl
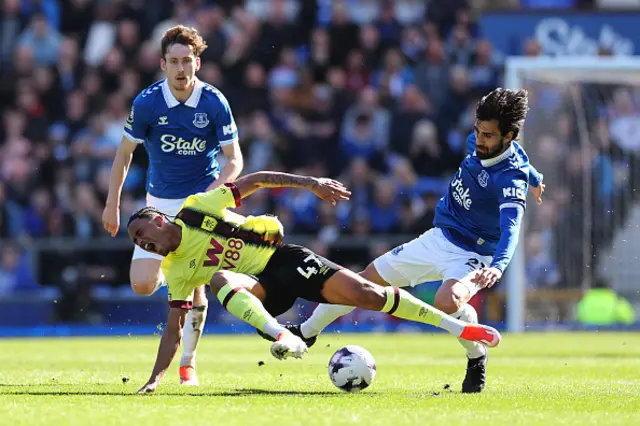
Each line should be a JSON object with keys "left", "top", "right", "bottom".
{"left": 270, "top": 332, "right": 308, "bottom": 360}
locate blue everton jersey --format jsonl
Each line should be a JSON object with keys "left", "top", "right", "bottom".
{"left": 123, "top": 78, "right": 239, "bottom": 199}
{"left": 434, "top": 133, "right": 531, "bottom": 257}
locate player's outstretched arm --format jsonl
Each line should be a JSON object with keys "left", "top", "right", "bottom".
{"left": 528, "top": 163, "right": 545, "bottom": 205}
{"left": 206, "top": 141, "right": 244, "bottom": 191}
{"left": 137, "top": 307, "right": 187, "bottom": 394}
{"left": 102, "top": 136, "right": 138, "bottom": 236}
{"left": 234, "top": 171, "right": 351, "bottom": 206}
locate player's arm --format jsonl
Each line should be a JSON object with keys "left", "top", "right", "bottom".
{"left": 206, "top": 140, "right": 244, "bottom": 191}
{"left": 206, "top": 90, "right": 243, "bottom": 191}
{"left": 528, "top": 164, "right": 542, "bottom": 188}
{"left": 138, "top": 307, "right": 187, "bottom": 394}
{"left": 102, "top": 136, "right": 138, "bottom": 236}
{"left": 103, "top": 99, "right": 149, "bottom": 236}
{"left": 528, "top": 164, "right": 545, "bottom": 205}
{"left": 490, "top": 205, "right": 524, "bottom": 273}
{"left": 234, "top": 171, "right": 351, "bottom": 206}
{"left": 473, "top": 173, "right": 528, "bottom": 289}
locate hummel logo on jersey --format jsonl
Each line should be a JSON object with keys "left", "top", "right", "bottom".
{"left": 158, "top": 116, "right": 168, "bottom": 125}
{"left": 503, "top": 187, "right": 525, "bottom": 200}
{"left": 223, "top": 122, "right": 237, "bottom": 136}
{"left": 451, "top": 170, "right": 472, "bottom": 210}
{"left": 142, "top": 86, "right": 160, "bottom": 97}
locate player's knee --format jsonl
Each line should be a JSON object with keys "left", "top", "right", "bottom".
{"left": 359, "top": 262, "right": 390, "bottom": 286}
{"left": 130, "top": 279, "right": 160, "bottom": 296}
{"left": 434, "top": 288, "right": 462, "bottom": 314}
{"left": 209, "top": 271, "right": 231, "bottom": 296}
{"left": 130, "top": 261, "right": 163, "bottom": 296}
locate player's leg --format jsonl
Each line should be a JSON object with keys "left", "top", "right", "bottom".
{"left": 130, "top": 255, "right": 165, "bottom": 296}
{"left": 129, "top": 194, "right": 183, "bottom": 295}
{"left": 299, "top": 261, "right": 393, "bottom": 339}
{"left": 320, "top": 269, "right": 500, "bottom": 346}
{"left": 179, "top": 284, "right": 208, "bottom": 386}
{"left": 208, "top": 270, "right": 308, "bottom": 359}
{"left": 434, "top": 256, "right": 493, "bottom": 393}
{"left": 299, "top": 237, "right": 431, "bottom": 340}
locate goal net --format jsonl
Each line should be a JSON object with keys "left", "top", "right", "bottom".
{"left": 503, "top": 57, "right": 640, "bottom": 332}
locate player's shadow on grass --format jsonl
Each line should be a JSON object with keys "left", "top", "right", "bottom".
{"left": 0, "top": 386, "right": 356, "bottom": 397}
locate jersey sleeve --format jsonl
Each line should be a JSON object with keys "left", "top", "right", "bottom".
{"left": 497, "top": 170, "right": 528, "bottom": 212}
{"left": 123, "top": 96, "right": 152, "bottom": 144}
{"left": 491, "top": 170, "right": 528, "bottom": 272}
{"left": 528, "top": 163, "right": 543, "bottom": 188}
{"left": 183, "top": 183, "right": 241, "bottom": 212}
{"left": 465, "top": 132, "right": 476, "bottom": 155}
{"left": 212, "top": 90, "right": 239, "bottom": 146}
{"left": 490, "top": 206, "right": 524, "bottom": 272}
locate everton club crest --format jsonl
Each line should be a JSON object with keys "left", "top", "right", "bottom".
{"left": 193, "top": 112, "right": 209, "bottom": 128}
{"left": 478, "top": 170, "right": 490, "bottom": 188}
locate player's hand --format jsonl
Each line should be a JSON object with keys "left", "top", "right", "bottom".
{"left": 530, "top": 180, "right": 545, "bottom": 205}
{"left": 471, "top": 267, "right": 502, "bottom": 289}
{"left": 102, "top": 204, "right": 120, "bottom": 237}
{"left": 137, "top": 380, "right": 158, "bottom": 394}
{"left": 310, "top": 178, "right": 351, "bottom": 206}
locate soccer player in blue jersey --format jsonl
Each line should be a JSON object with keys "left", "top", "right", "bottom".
{"left": 284, "top": 88, "right": 545, "bottom": 393}
{"left": 101, "top": 26, "right": 244, "bottom": 386}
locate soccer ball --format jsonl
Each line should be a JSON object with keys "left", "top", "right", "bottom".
{"left": 328, "top": 345, "right": 376, "bottom": 392}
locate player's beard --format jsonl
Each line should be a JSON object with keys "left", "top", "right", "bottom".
{"left": 477, "top": 138, "right": 508, "bottom": 160}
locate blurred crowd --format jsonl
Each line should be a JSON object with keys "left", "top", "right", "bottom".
{"left": 522, "top": 78, "right": 640, "bottom": 292}
{"left": 0, "top": 0, "right": 637, "bottom": 301}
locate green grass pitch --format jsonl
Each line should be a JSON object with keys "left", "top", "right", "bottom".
{"left": 0, "top": 332, "right": 639, "bottom": 426}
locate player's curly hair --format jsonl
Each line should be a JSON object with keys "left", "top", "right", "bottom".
{"left": 127, "top": 206, "right": 170, "bottom": 227}
{"left": 476, "top": 88, "right": 529, "bottom": 140}
{"left": 161, "top": 25, "right": 208, "bottom": 58}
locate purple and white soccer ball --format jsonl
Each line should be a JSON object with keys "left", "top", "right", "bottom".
{"left": 328, "top": 345, "right": 376, "bottom": 392}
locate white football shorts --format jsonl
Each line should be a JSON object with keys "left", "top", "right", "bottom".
{"left": 132, "top": 193, "right": 187, "bottom": 261}
{"left": 373, "top": 227, "right": 493, "bottom": 287}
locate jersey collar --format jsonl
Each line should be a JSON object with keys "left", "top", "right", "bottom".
{"left": 479, "top": 144, "right": 515, "bottom": 167}
{"left": 161, "top": 78, "right": 204, "bottom": 109}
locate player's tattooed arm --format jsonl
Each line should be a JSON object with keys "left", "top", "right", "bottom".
{"left": 138, "top": 307, "right": 187, "bottom": 394}
{"left": 234, "top": 172, "right": 351, "bottom": 206}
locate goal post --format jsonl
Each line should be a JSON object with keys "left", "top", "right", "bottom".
{"left": 503, "top": 56, "right": 640, "bottom": 332}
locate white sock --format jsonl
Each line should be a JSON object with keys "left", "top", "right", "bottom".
{"left": 300, "top": 304, "right": 355, "bottom": 338}
{"left": 180, "top": 305, "right": 207, "bottom": 368}
{"left": 438, "top": 315, "right": 466, "bottom": 337}
{"left": 453, "top": 304, "right": 487, "bottom": 359}
{"left": 263, "top": 320, "right": 288, "bottom": 340}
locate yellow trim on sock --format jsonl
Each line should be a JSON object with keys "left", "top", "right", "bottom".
{"left": 216, "top": 283, "right": 234, "bottom": 304}
{"left": 381, "top": 286, "right": 396, "bottom": 312}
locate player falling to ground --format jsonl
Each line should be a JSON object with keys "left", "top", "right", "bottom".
{"left": 101, "top": 25, "right": 244, "bottom": 386}
{"left": 284, "top": 88, "right": 545, "bottom": 393}
{"left": 126, "top": 171, "right": 502, "bottom": 394}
